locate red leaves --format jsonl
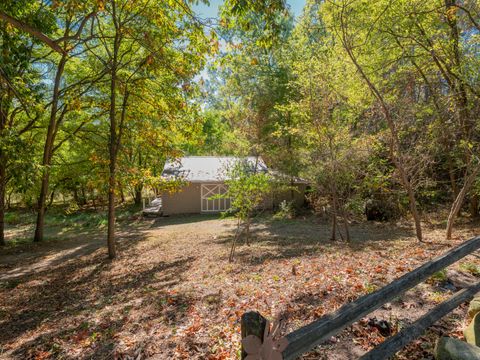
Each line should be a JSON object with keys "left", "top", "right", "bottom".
{"left": 71, "top": 329, "right": 89, "bottom": 344}
{"left": 33, "top": 350, "right": 51, "bottom": 360}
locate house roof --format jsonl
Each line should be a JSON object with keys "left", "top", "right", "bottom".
{"left": 162, "top": 156, "right": 268, "bottom": 182}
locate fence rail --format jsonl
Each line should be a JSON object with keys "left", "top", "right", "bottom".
{"left": 241, "top": 235, "right": 480, "bottom": 360}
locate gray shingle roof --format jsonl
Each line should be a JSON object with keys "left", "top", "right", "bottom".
{"left": 162, "top": 156, "right": 268, "bottom": 182}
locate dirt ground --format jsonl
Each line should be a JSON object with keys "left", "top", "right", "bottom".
{"left": 1, "top": 213, "right": 479, "bottom": 359}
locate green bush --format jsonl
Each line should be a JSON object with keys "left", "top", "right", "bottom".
{"left": 273, "top": 200, "right": 295, "bottom": 219}
{"left": 4, "top": 212, "right": 20, "bottom": 225}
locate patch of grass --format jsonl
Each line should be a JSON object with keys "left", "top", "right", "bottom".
{"left": 460, "top": 262, "right": 480, "bottom": 276}
{"left": 45, "top": 211, "right": 108, "bottom": 229}
{"left": 4, "top": 210, "right": 35, "bottom": 225}
{"left": 427, "top": 269, "right": 448, "bottom": 284}
{"left": 251, "top": 273, "right": 262, "bottom": 282}
{"left": 4, "top": 212, "right": 21, "bottom": 225}
{"left": 0, "top": 279, "right": 21, "bottom": 289}
{"left": 428, "top": 291, "right": 449, "bottom": 304}
{"left": 364, "top": 281, "right": 378, "bottom": 293}
{"left": 6, "top": 237, "right": 32, "bottom": 247}
{"left": 203, "top": 293, "right": 222, "bottom": 306}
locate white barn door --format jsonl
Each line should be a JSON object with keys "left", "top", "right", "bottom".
{"left": 201, "top": 184, "right": 230, "bottom": 212}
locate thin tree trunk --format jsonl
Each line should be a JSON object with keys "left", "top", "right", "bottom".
{"left": 447, "top": 156, "right": 459, "bottom": 201}
{"left": 341, "top": 206, "right": 350, "bottom": 242}
{"left": 73, "top": 188, "right": 79, "bottom": 205}
{"left": 134, "top": 152, "right": 143, "bottom": 205}
{"left": 0, "top": 157, "right": 5, "bottom": 246}
{"left": 330, "top": 194, "right": 337, "bottom": 241}
{"left": 92, "top": 190, "right": 97, "bottom": 210}
{"left": 446, "top": 164, "right": 480, "bottom": 239}
{"left": 338, "top": 10, "right": 422, "bottom": 241}
{"left": 134, "top": 186, "right": 142, "bottom": 205}
{"left": 0, "top": 67, "right": 12, "bottom": 245}
{"left": 398, "top": 164, "right": 423, "bottom": 241}
{"left": 470, "top": 195, "right": 479, "bottom": 218}
{"left": 245, "top": 217, "right": 251, "bottom": 246}
{"left": 229, "top": 219, "right": 241, "bottom": 262}
{"left": 6, "top": 188, "right": 13, "bottom": 210}
{"left": 107, "top": 21, "right": 119, "bottom": 260}
{"left": 34, "top": 54, "right": 67, "bottom": 242}
{"left": 48, "top": 186, "right": 56, "bottom": 208}
{"left": 80, "top": 186, "right": 87, "bottom": 205}
{"left": 119, "top": 183, "right": 125, "bottom": 203}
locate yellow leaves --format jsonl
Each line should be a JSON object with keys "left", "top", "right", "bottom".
{"left": 220, "top": 18, "right": 229, "bottom": 28}
{"left": 70, "top": 98, "right": 81, "bottom": 111}
{"left": 445, "top": 6, "right": 458, "bottom": 21}
{"left": 5, "top": 23, "right": 15, "bottom": 34}
{"left": 97, "top": 0, "right": 105, "bottom": 12}
{"left": 210, "top": 39, "right": 220, "bottom": 54}
{"left": 250, "top": 57, "right": 259, "bottom": 66}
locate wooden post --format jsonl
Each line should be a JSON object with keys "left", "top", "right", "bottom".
{"left": 241, "top": 311, "right": 267, "bottom": 359}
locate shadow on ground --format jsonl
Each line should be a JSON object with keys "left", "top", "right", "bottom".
{"left": 211, "top": 216, "right": 422, "bottom": 265}
{"left": 0, "top": 226, "right": 194, "bottom": 359}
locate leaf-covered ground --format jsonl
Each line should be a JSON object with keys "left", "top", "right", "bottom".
{"left": 1, "top": 214, "right": 479, "bottom": 359}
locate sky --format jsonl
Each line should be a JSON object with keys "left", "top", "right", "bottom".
{"left": 192, "top": 0, "right": 307, "bottom": 19}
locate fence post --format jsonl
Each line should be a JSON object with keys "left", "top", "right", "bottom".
{"left": 241, "top": 311, "right": 267, "bottom": 359}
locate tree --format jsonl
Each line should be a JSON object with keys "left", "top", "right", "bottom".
{"left": 33, "top": 1, "right": 98, "bottom": 242}
{"left": 0, "top": 0, "right": 55, "bottom": 245}
{"left": 90, "top": 0, "right": 210, "bottom": 258}
{"left": 323, "top": 0, "right": 429, "bottom": 241}
{"left": 221, "top": 159, "right": 272, "bottom": 262}
{"left": 285, "top": 1, "right": 370, "bottom": 241}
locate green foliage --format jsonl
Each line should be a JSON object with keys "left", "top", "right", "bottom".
{"left": 460, "top": 262, "right": 480, "bottom": 276}
{"left": 220, "top": 159, "right": 272, "bottom": 222}
{"left": 273, "top": 200, "right": 295, "bottom": 220}
{"left": 428, "top": 269, "right": 448, "bottom": 284}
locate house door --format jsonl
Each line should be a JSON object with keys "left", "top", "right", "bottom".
{"left": 201, "top": 184, "right": 230, "bottom": 212}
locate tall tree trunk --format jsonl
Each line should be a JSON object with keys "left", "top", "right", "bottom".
{"left": 341, "top": 206, "right": 350, "bottom": 242}
{"left": 0, "top": 88, "right": 12, "bottom": 246}
{"left": 229, "top": 219, "right": 241, "bottom": 262}
{"left": 134, "top": 151, "right": 143, "bottom": 205}
{"left": 446, "top": 164, "right": 480, "bottom": 239}
{"left": 134, "top": 186, "right": 142, "bottom": 205}
{"left": 107, "top": 23, "right": 119, "bottom": 260}
{"left": 330, "top": 194, "right": 337, "bottom": 241}
{"left": 34, "top": 54, "right": 67, "bottom": 242}
{"left": 443, "top": 0, "right": 478, "bottom": 237}
{"left": 397, "top": 163, "right": 423, "bottom": 241}
{"left": 0, "top": 156, "right": 5, "bottom": 246}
